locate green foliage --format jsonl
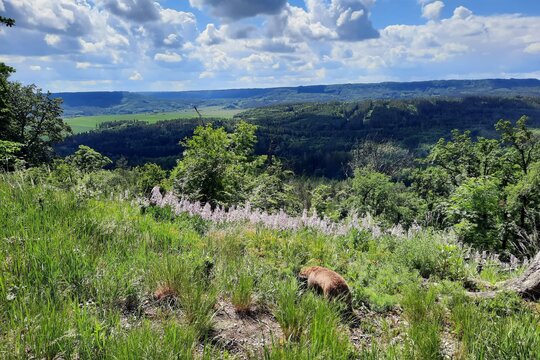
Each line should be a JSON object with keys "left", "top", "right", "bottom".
{"left": 448, "top": 177, "right": 503, "bottom": 249}
{"left": 269, "top": 286, "right": 353, "bottom": 359}
{"left": 348, "top": 167, "right": 424, "bottom": 226}
{"left": 350, "top": 140, "right": 413, "bottom": 177}
{"left": 171, "top": 121, "right": 265, "bottom": 206}
{"left": 58, "top": 96, "right": 540, "bottom": 178}
{"left": 506, "top": 162, "right": 540, "bottom": 253}
{"left": 2, "top": 82, "right": 70, "bottom": 165}
{"left": 135, "top": 162, "right": 167, "bottom": 195}
{"left": 67, "top": 145, "right": 112, "bottom": 173}
{"left": 0, "top": 139, "right": 23, "bottom": 170}
{"left": 427, "top": 130, "right": 503, "bottom": 184}
{"left": 496, "top": 116, "right": 539, "bottom": 175}
{"left": 247, "top": 159, "right": 300, "bottom": 213}
{"left": 394, "top": 231, "right": 466, "bottom": 280}
{"left": 0, "top": 16, "right": 15, "bottom": 27}
{"left": 65, "top": 107, "right": 242, "bottom": 134}
{"left": 0, "top": 176, "right": 537, "bottom": 359}
{"left": 273, "top": 280, "right": 310, "bottom": 341}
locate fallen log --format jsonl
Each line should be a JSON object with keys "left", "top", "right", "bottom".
{"left": 467, "top": 251, "right": 540, "bottom": 300}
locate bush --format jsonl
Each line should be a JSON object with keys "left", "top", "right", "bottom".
{"left": 394, "top": 231, "right": 466, "bottom": 280}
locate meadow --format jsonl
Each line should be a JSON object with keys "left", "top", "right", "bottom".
{"left": 2, "top": 173, "right": 540, "bottom": 359}
{"left": 65, "top": 107, "right": 243, "bottom": 134}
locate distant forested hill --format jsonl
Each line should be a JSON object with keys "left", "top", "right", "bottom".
{"left": 55, "top": 78, "right": 540, "bottom": 117}
{"left": 56, "top": 96, "right": 540, "bottom": 178}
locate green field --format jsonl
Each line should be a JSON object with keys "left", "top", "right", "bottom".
{"left": 65, "top": 107, "right": 244, "bottom": 134}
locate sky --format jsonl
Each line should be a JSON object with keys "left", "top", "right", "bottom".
{"left": 1, "top": 0, "right": 540, "bottom": 92}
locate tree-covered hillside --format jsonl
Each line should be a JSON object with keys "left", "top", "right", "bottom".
{"left": 55, "top": 78, "right": 540, "bottom": 117}
{"left": 57, "top": 96, "right": 540, "bottom": 177}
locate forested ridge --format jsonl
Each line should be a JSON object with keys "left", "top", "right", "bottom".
{"left": 54, "top": 78, "right": 540, "bottom": 117}
{"left": 57, "top": 96, "right": 540, "bottom": 177}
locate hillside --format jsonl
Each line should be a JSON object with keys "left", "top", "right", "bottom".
{"left": 55, "top": 78, "right": 540, "bottom": 117}
{"left": 57, "top": 96, "right": 540, "bottom": 177}
{"left": 2, "top": 173, "right": 539, "bottom": 359}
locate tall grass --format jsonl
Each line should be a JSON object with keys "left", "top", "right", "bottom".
{"left": 1, "top": 177, "right": 538, "bottom": 359}
{"left": 402, "top": 286, "right": 444, "bottom": 360}
{"left": 451, "top": 293, "right": 540, "bottom": 358}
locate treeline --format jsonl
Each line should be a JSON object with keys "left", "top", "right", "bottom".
{"left": 57, "top": 96, "right": 540, "bottom": 177}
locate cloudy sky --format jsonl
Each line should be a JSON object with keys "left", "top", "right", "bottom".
{"left": 1, "top": 0, "right": 539, "bottom": 92}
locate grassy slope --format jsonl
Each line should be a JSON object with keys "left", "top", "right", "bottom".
{"left": 65, "top": 107, "right": 243, "bottom": 134}
{"left": 1, "top": 178, "right": 540, "bottom": 359}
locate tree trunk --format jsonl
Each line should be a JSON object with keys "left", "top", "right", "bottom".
{"left": 505, "top": 251, "right": 540, "bottom": 299}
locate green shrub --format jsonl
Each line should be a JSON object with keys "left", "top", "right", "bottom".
{"left": 394, "top": 231, "right": 466, "bottom": 280}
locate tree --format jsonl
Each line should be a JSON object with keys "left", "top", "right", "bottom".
{"left": 135, "top": 163, "right": 167, "bottom": 195}
{"left": 496, "top": 116, "right": 540, "bottom": 232}
{"left": 347, "top": 167, "right": 423, "bottom": 226}
{"left": 2, "top": 83, "right": 71, "bottom": 165}
{"left": 247, "top": 158, "right": 299, "bottom": 213}
{"left": 506, "top": 162, "right": 540, "bottom": 255}
{"left": 0, "top": 17, "right": 15, "bottom": 27}
{"left": 0, "top": 17, "right": 15, "bottom": 139}
{"left": 349, "top": 140, "right": 413, "bottom": 177}
{"left": 496, "top": 116, "right": 539, "bottom": 175}
{"left": 427, "top": 130, "right": 503, "bottom": 186}
{"left": 67, "top": 145, "right": 112, "bottom": 173}
{"left": 447, "top": 177, "right": 503, "bottom": 249}
{"left": 171, "top": 121, "right": 266, "bottom": 206}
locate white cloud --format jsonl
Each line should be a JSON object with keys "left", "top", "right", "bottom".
{"left": 75, "top": 62, "right": 92, "bottom": 69}
{"left": 422, "top": 1, "right": 445, "bottom": 21}
{"left": 129, "top": 71, "right": 143, "bottom": 80}
{"left": 453, "top": 6, "right": 473, "bottom": 20}
{"left": 270, "top": 1, "right": 379, "bottom": 42}
{"left": 0, "top": 0, "right": 5, "bottom": 12}
{"left": 154, "top": 52, "right": 183, "bottom": 63}
{"left": 3, "top": 0, "right": 540, "bottom": 91}
{"left": 44, "top": 34, "right": 61, "bottom": 46}
{"left": 29, "top": 65, "right": 41, "bottom": 71}
{"left": 198, "top": 24, "right": 224, "bottom": 45}
{"left": 524, "top": 42, "right": 540, "bottom": 54}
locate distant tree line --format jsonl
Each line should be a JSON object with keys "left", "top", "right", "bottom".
{"left": 56, "top": 97, "right": 540, "bottom": 177}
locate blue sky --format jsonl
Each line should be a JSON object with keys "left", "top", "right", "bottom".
{"left": 1, "top": 0, "right": 539, "bottom": 92}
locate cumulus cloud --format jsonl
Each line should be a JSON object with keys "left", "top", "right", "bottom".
{"left": 154, "top": 51, "right": 183, "bottom": 62}
{"left": 268, "top": 1, "right": 379, "bottom": 42}
{"left": 44, "top": 34, "right": 61, "bottom": 46}
{"left": 189, "top": 0, "right": 287, "bottom": 20}
{"left": 129, "top": 71, "right": 143, "bottom": 80}
{"left": 29, "top": 65, "right": 41, "bottom": 71}
{"left": 198, "top": 24, "right": 224, "bottom": 45}
{"left": 453, "top": 6, "right": 473, "bottom": 20}
{"left": 3, "top": 0, "right": 540, "bottom": 92}
{"left": 100, "top": 0, "right": 160, "bottom": 22}
{"left": 421, "top": 1, "right": 445, "bottom": 21}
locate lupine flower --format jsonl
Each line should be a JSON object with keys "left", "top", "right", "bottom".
{"left": 146, "top": 186, "right": 412, "bottom": 238}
